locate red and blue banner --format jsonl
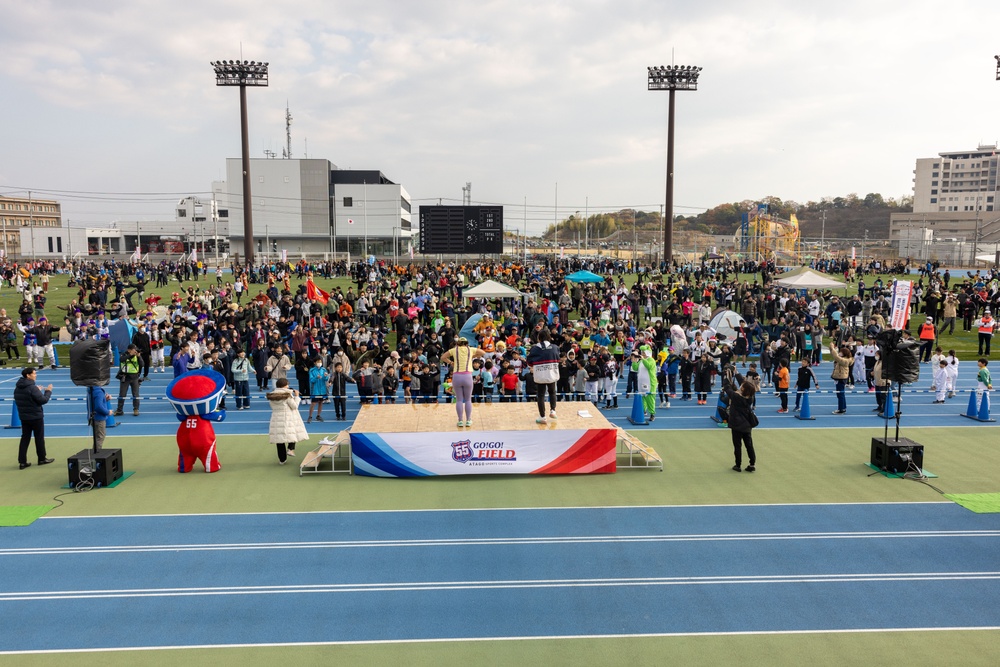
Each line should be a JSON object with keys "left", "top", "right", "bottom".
{"left": 351, "top": 429, "right": 616, "bottom": 477}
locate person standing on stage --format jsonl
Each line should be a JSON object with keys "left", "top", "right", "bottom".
{"left": 527, "top": 328, "right": 560, "bottom": 424}
{"left": 14, "top": 368, "right": 54, "bottom": 470}
{"left": 441, "top": 337, "right": 486, "bottom": 427}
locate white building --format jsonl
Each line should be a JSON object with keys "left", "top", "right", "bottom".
{"left": 217, "top": 158, "right": 413, "bottom": 260}
{"left": 912, "top": 145, "right": 998, "bottom": 213}
{"left": 891, "top": 145, "right": 1000, "bottom": 262}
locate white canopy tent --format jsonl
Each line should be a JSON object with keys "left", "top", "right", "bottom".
{"left": 774, "top": 269, "right": 847, "bottom": 290}
{"left": 708, "top": 310, "right": 744, "bottom": 342}
{"left": 462, "top": 279, "right": 523, "bottom": 299}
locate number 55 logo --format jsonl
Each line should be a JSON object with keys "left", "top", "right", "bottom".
{"left": 451, "top": 440, "right": 472, "bottom": 463}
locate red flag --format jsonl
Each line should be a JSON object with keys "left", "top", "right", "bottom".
{"left": 306, "top": 278, "right": 330, "bottom": 305}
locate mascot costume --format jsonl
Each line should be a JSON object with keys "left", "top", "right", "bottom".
{"left": 165, "top": 369, "right": 227, "bottom": 473}
{"left": 637, "top": 344, "right": 658, "bottom": 422}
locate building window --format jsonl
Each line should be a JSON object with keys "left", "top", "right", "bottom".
{"left": 930, "top": 198, "right": 937, "bottom": 203}
{"left": 931, "top": 190, "right": 937, "bottom": 195}
{"left": 400, "top": 197, "right": 411, "bottom": 213}
{"left": 47, "top": 237, "right": 53, "bottom": 253}
{"left": 988, "top": 197, "right": 995, "bottom": 203}
{"left": 177, "top": 209, "right": 187, "bottom": 218}
{"left": 343, "top": 197, "right": 353, "bottom": 207}
{"left": 57, "top": 237, "right": 62, "bottom": 253}
{"left": 218, "top": 209, "right": 228, "bottom": 218}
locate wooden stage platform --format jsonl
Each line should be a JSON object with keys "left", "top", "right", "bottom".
{"left": 315, "top": 401, "right": 663, "bottom": 477}
{"left": 350, "top": 401, "right": 615, "bottom": 433}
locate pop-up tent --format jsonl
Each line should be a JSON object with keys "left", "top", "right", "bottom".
{"left": 565, "top": 270, "right": 604, "bottom": 283}
{"left": 708, "top": 310, "right": 745, "bottom": 342}
{"left": 462, "top": 279, "right": 523, "bottom": 299}
{"left": 774, "top": 268, "right": 846, "bottom": 290}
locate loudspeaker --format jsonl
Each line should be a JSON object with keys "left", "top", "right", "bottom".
{"left": 68, "top": 448, "right": 123, "bottom": 488}
{"left": 870, "top": 437, "right": 923, "bottom": 474}
{"left": 69, "top": 339, "right": 112, "bottom": 387}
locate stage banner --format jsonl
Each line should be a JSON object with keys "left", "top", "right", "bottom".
{"left": 889, "top": 279, "right": 912, "bottom": 330}
{"left": 351, "top": 429, "right": 616, "bottom": 477}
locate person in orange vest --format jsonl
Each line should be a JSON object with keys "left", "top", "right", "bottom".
{"left": 917, "top": 316, "right": 937, "bottom": 363}
{"left": 974, "top": 309, "right": 997, "bottom": 356}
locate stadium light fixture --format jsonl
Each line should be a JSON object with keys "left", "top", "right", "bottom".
{"left": 648, "top": 64, "right": 702, "bottom": 264}
{"left": 212, "top": 58, "right": 269, "bottom": 265}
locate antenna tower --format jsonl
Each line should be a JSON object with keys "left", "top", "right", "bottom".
{"left": 284, "top": 102, "right": 293, "bottom": 159}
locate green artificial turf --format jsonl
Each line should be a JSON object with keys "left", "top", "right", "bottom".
{"left": 944, "top": 492, "right": 1000, "bottom": 513}
{"left": 5, "top": 426, "right": 994, "bottom": 517}
{"left": 0, "top": 504, "right": 54, "bottom": 526}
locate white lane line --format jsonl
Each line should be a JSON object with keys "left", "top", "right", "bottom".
{"left": 37, "top": 500, "right": 952, "bottom": 520}
{"left": 3, "top": 529, "right": 1000, "bottom": 557}
{"left": 4, "top": 571, "right": 1000, "bottom": 602}
{"left": 3, "top": 624, "right": 1000, "bottom": 655}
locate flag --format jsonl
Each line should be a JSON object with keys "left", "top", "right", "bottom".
{"left": 306, "top": 278, "right": 330, "bottom": 305}
{"left": 189, "top": 248, "right": 197, "bottom": 263}
{"left": 889, "top": 280, "right": 912, "bottom": 330}
{"left": 408, "top": 242, "right": 414, "bottom": 260}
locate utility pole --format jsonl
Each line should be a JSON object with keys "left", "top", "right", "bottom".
{"left": 973, "top": 195, "right": 982, "bottom": 266}
{"left": 28, "top": 190, "right": 34, "bottom": 262}
{"left": 821, "top": 210, "right": 826, "bottom": 252}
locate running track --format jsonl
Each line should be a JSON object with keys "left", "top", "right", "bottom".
{"left": 2, "top": 502, "right": 1000, "bottom": 653}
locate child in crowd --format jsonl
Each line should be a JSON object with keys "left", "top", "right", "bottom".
{"left": 679, "top": 349, "right": 694, "bottom": 400}
{"left": 482, "top": 360, "right": 495, "bottom": 403}
{"left": 573, "top": 359, "right": 587, "bottom": 401}
{"left": 793, "top": 357, "right": 819, "bottom": 412}
{"left": 775, "top": 359, "right": 790, "bottom": 413}
{"left": 329, "top": 362, "right": 351, "bottom": 420}
{"left": 976, "top": 358, "right": 993, "bottom": 412}
{"left": 500, "top": 365, "right": 519, "bottom": 402}
{"left": 307, "top": 356, "right": 329, "bottom": 422}
{"left": 932, "top": 359, "right": 948, "bottom": 404}
{"left": 945, "top": 350, "right": 960, "bottom": 399}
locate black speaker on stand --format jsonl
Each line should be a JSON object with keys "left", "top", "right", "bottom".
{"left": 870, "top": 330, "right": 924, "bottom": 474}
{"left": 67, "top": 340, "right": 123, "bottom": 488}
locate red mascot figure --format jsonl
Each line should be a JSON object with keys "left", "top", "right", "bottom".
{"left": 165, "top": 369, "right": 227, "bottom": 473}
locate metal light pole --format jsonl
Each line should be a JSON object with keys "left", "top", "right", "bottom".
{"left": 211, "top": 59, "right": 268, "bottom": 266}
{"left": 648, "top": 64, "right": 701, "bottom": 266}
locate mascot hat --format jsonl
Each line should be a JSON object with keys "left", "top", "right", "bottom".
{"left": 165, "top": 369, "right": 226, "bottom": 417}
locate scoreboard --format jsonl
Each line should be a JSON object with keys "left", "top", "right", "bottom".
{"left": 419, "top": 206, "right": 503, "bottom": 254}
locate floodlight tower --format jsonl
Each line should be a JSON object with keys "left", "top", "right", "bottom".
{"left": 648, "top": 64, "right": 702, "bottom": 265}
{"left": 211, "top": 59, "right": 269, "bottom": 266}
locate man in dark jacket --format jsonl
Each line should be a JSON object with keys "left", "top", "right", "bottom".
{"left": 14, "top": 367, "right": 54, "bottom": 469}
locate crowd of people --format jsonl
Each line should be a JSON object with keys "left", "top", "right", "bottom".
{"left": 2, "top": 256, "right": 997, "bottom": 434}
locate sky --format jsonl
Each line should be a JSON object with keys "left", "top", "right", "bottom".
{"left": 1, "top": 0, "right": 999, "bottom": 235}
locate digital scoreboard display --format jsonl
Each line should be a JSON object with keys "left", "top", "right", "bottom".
{"left": 419, "top": 206, "right": 503, "bottom": 254}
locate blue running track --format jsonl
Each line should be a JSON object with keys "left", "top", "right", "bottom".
{"left": 1, "top": 503, "right": 999, "bottom": 653}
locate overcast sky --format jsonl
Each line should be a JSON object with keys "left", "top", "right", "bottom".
{"left": 1, "top": 0, "right": 998, "bottom": 234}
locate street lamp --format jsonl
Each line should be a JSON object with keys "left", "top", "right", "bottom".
{"left": 211, "top": 59, "right": 269, "bottom": 266}
{"left": 648, "top": 64, "right": 702, "bottom": 265}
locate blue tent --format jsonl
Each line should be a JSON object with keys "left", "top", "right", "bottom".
{"left": 565, "top": 270, "right": 605, "bottom": 283}
{"left": 458, "top": 313, "right": 483, "bottom": 348}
